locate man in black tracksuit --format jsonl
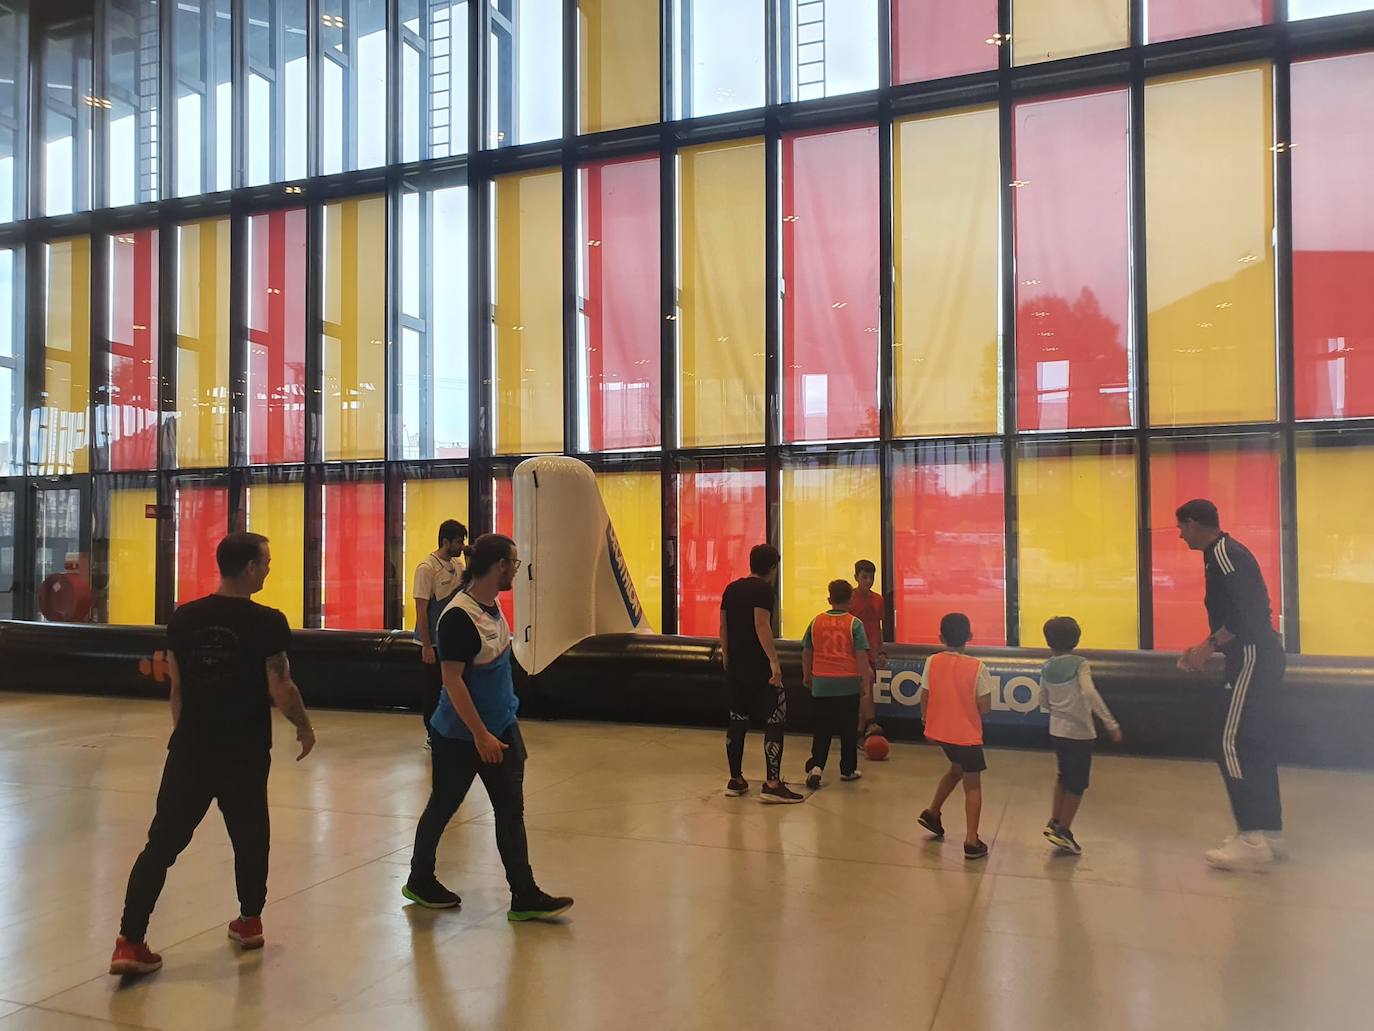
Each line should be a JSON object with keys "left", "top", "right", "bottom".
{"left": 1176, "top": 499, "right": 1285, "bottom": 871}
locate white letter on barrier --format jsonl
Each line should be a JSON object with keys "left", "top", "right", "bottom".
{"left": 1004, "top": 676, "right": 1041, "bottom": 714}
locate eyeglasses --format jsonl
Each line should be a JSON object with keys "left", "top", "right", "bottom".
{"left": 508, "top": 558, "right": 523, "bottom": 571}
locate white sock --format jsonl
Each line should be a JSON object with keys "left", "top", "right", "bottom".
{"left": 1239, "top": 831, "right": 1265, "bottom": 845}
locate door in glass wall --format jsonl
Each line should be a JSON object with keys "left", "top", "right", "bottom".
{"left": 0, "top": 488, "right": 13, "bottom": 618}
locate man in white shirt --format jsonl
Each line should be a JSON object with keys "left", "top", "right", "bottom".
{"left": 414, "top": 519, "right": 467, "bottom": 738}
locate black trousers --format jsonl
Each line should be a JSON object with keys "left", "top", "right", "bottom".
{"left": 1219, "top": 641, "right": 1285, "bottom": 833}
{"left": 421, "top": 658, "right": 444, "bottom": 733}
{"left": 120, "top": 746, "right": 271, "bottom": 942}
{"left": 410, "top": 722, "right": 537, "bottom": 899}
{"left": 809, "top": 694, "right": 860, "bottom": 777}
{"left": 725, "top": 671, "right": 786, "bottom": 782}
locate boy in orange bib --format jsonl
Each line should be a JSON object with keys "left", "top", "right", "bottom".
{"left": 802, "top": 580, "right": 873, "bottom": 790}
{"left": 916, "top": 613, "right": 994, "bottom": 860}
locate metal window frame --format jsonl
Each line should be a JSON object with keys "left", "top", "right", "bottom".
{"left": 0, "top": 4, "right": 1372, "bottom": 644}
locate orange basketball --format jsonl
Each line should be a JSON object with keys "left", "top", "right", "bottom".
{"left": 864, "top": 735, "right": 890, "bottom": 761}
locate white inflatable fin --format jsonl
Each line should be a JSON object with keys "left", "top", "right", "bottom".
{"left": 511, "top": 456, "right": 654, "bottom": 676}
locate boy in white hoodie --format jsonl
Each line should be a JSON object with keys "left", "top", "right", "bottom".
{"left": 1040, "top": 616, "right": 1122, "bottom": 855}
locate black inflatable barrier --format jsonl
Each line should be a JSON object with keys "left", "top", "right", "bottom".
{"left": 3, "top": 620, "right": 1373, "bottom": 770}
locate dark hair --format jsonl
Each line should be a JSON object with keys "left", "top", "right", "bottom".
{"left": 1043, "top": 615, "right": 1082, "bottom": 653}
{"left": 1175, "top": 498, "right": 1220, "bottom": 529}
{"left": 460, "top": 533, "right": 516, "bottom": 588}
{"left": 749, "top": 543, "right": 781, "bottom": 576}
{"left": 438, "top": 519, "right": 468, "bottom": 548}
{"left": 828, "top": 579, "right": 853, "bottom": 606}
{"left": 217, "top": 532, "right": 269, "bottom": 578}
{"left": 854, "top": 559, "right": 876, "bottom": 576}
{"left": 939, "top": 612, "right": 973, "bottom": 648}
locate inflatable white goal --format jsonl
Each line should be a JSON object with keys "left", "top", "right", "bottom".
{"left": 511, "top": 456, "right": 654, "bottom": 675}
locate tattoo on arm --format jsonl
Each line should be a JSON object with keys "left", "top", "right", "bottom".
{"left": 267, "top": 653, "right": 312, "bottom": 731}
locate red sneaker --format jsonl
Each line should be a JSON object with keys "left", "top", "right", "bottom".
{"left": 109, "top": 936, "right": 163, "bottom": 976}
{"left": 227, "top": 915, "right": 265, "bottom": 950}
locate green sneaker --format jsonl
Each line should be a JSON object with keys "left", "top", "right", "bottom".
{"left": 508, "top": 889, "right": 574, "bottom": 922}
{"left": 401, "top": 876, "right": 461, "bottom": 909}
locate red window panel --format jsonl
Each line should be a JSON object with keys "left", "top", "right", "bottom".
{"left": 1014, "top": 89, "right": 1132, "bottom": 432}
{"left": 175, "top": 486, "right": 227, "bottom": 604}
{"left": 782, "top": 125, "right": 880, "bottom": 443}
{"left": 108, "top": 228, "right": 159, "bottom": 471}
{"left": 582, "top": 156, "right": 661, "bottom": 451}
{"left": 677, "top": 465, "right": 766, "bottom": 637}
{"left": 247, "top": 208, "right": 307, "bottom": 464}
{"left": 322, "top": 480, "right": 384, "bottom": 629}
{"left": 1146, "top": 0, "right": 1270, "bottom": 43}
{"left": 1149, "top": 442, "right": 1282, "bottom": 651}
{"left": 495, "top": 475, "right": 515, "bottom": 627}
{"left": 892, "top": 442, "right": 1006, "bottom": 645}
{"left": 891, "top": 0, "right": 999, "bottom": 84}
{"left": 1292, "top": 52, "right": 1374, "bottom": 421}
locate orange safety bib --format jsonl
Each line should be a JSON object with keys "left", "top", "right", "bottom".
{"left": 811, "top": 612, "right": 860, "bottom": 678}
{"left": 923, "top": 651, "right": 985, "bottom": 746}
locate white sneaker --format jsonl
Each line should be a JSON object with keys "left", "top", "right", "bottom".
{"left": 1205, "top": 833, "right": 1274, "bottom": 871}
{"left": 1264, "top": 832, "right": 1288, "bottom": 861}
{"left": 805, "top": 766, "right": 823, "bottom": 790}
{"left": 840, "top": 769, "right": 863, "bottom": 782}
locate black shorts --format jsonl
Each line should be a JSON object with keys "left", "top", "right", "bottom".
{"left": 726, "top": 670, "right": 783, "bottom": 722}
{"left": 1054, "top": 737, "right": 1094, "bottom": 795}
{"left": 939, "top": 743, "right": 987, "bottom": 773}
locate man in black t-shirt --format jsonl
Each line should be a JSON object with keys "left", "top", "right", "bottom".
{"left": 720, "top": 544, "right": 802, "bottom": 803}
{"left": 110, "top": 532, "right": 316, "bottom": 977}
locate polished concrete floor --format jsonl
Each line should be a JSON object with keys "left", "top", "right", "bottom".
{"left": 0, "top": 692, "right": 1371, "bottom": 1031}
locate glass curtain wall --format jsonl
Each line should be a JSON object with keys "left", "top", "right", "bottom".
{"left": 0, "top": 3, "right": 1370, "bottom": 663}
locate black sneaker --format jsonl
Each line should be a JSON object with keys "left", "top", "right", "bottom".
{"left": 401, "top": 876, "right": 461, "bottom": 909}
{"left": 1044, "top": 820, "right": 1072, "bottom": 849}
{"left": 508, "top": 889, "right": 574, "bottom": 922}
{"left": 964, "top": 839, "right": 990, "bottom": 861}
{"left": 918, "top": 809, "right": 945, "bottom": 839}
{"left": 805, "top": 766, "right": 823, "bottom": 790}
{"left": 725, "top": 776, "right": 750, "bottom": 797}
{"left": 1056, "top": 827, "right": 1082, "bottom": 856}
{"left": 840, "top": 769, "right": 863, "bottom": 782}
{"left": 760, "top": 782, "right": 805, "bottom": 804}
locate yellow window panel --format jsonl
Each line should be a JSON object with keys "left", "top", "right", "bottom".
{"left": 780, "top": 460, "right": 881, "bottom": 639}
{"left": 679, "top": 138, "right": 766, "bottom": 447}
{"left": 176, "top": 219, "right": 231, "bottom": 467}
{"left": 1014, "top": 0, "right": 1129, "bottom": 66}
{"left": 403, "top": 478, "right": 469, "bottom": 632}
{"left": 596, "top": 470, "right": 663, "bottom": 630}
{"left": 322, "top": 196, "right": 387, "bottom": 461}
{"left": 494, "top": 169, "right": 564, "bottom": 455}
{"left": 245, "top": 483, "right": 305, "bottom": 627}
{"left": 108, "top": 488, "right": 157, "bottom": 626}
{"left": 1296, "top": 444, "right": 1374, "bottom": 656}
{"left": 42, "top": 237, "right": 92, "bottom": 475}
{"left": 894, "top": 106, "right": 1001, "bottom": 437}
{"left": 1017, "top": 445, "right": 1138, "bottom": 649}
{"left": 1146, "top": 64, "right": 1276, "bottom": 426}
{"left": 579, "top": 0, "right": 660, "bottom": 133}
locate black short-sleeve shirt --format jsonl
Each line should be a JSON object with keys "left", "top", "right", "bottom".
{"left": 167, "top": 594, "right": 292, "bottom": 752}
{"left": 720, "top": 576, "right": 776, "bottom": 678}
{"left": 437, "top": 599, "right": 497, "bottom": 666}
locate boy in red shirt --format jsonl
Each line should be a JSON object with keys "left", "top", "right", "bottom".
{"left": 849, "top": 559, "right": 885, "bottom": 737}
{"left": 915, "top": 612, "right": 993, "bottom": 860}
